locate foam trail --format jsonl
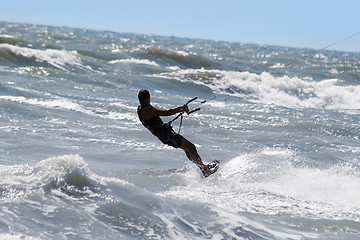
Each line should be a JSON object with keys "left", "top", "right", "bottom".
{"left": 163, "top": 148, "right": 360, "bottom": 221}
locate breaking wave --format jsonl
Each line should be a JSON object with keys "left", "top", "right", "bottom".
{"left": 0, "top": 155, "right": 99, "bottom": 202}
{"left": 159, "top": 69, "right": 360, "bottom": 110}
{"left": 0, "top": 43, "right": 92, "bottom": 71}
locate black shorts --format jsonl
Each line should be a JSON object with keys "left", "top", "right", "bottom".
{"left": 156, "top": 124, "right": 183, "bottom": 148}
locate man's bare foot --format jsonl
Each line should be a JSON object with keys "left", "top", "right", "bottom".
{"left": 200, "top": 164, "right": 211, "bottom": 177}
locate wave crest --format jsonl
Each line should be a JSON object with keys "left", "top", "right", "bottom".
{"left": 160, "top": 69, "right": 360, "bottom": 110}
{"left": 0, "top": 155, "right": 99, "bottom": 201}
{"left": 0, "top": 43, "right": 91, "bottom": 71}
{"left": 140, "top": 46, "right": 215, "bottom": 68}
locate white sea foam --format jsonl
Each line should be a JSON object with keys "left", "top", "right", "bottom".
{"left": 269, "top": 162, "right": 360, "bottom": 208}
{"left": 161, "top": 69, "right": 360, "bottom": 110}
{"left": 109, "top": 58, "right": 159, "bottom": 66}
{"left": 0, "top": 95, "right": 94, "bottom": 115}
{"left": 0, "top": 34, "right": 17, "bottom": 39}
{"left": 0, "top": 155, "right": 89, "bottom": 202}
{"left": 0, "top": 43, "right": 89, "bottom": 70}
{"left": 162, "top": 148, "right": 360, "bottom": 221}
{"left": 0, "top": 234, "right": 40, "bottom": 240}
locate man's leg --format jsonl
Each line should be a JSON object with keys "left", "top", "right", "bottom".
{"left": 180, "top": 137, "right": 210, "bottom": 175}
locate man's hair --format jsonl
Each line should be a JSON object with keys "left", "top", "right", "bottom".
{"left": 138, "top": 89, "right": 150, "bottom": 103}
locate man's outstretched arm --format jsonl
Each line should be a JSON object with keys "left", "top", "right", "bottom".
{"left": 141, "top": 105, "right": 188, "bottom": 120}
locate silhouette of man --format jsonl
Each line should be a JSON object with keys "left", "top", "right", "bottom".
{"left": 137, "top": 89, "right": 210, "bottom": 176}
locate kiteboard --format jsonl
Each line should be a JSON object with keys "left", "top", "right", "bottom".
{"left": 204, "top": 160, "right": 222, "bottom": 178}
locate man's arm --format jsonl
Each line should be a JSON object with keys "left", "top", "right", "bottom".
{"left": 141, "top": 105, "right": 188, "bottom": 120}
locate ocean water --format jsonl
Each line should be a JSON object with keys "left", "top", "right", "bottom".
{"left": 0, "top": 21, "right": 359, "bottom": 239}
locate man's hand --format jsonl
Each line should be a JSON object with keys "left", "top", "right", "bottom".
{"left": 183, "top": 105, "right": 189, "bottom": 114}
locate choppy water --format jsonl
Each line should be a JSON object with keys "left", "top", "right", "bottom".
{"left": 0, "top": 21, "right": 359, "bottom": 239}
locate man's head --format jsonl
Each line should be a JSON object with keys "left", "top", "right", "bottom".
{"left": 138, "top": 89, "right": 150, "bottom": 104}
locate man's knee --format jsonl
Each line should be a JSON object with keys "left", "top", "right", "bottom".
{"left": 181, "top": 138, "right": 196, "bottom": 152}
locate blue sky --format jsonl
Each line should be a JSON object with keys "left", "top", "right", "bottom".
{"left": 1, "top": 0, "right": 359, "bottom": 52}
